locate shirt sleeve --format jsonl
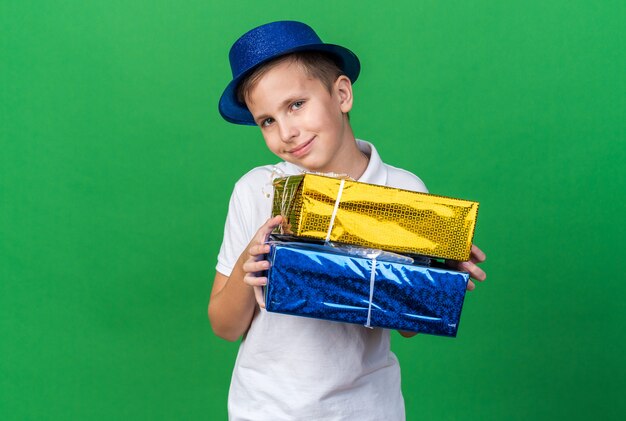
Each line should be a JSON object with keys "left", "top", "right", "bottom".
{"left": 385, "top": 165, "right": 429, "bottom": 193}
{"left": 215, "top": 168, "right": 274, "bottom": 276}
{"left": 215, "top": 183, "right": 253, "bottom": 277}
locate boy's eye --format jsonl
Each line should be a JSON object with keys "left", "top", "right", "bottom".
{"left": 261, "top": 117, "right": 274, "bottom": 127}
{"left": 291, "top": 101, "right": 304, "bottom": 110}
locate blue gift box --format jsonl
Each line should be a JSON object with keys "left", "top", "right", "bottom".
{"left": 264, "top": 242, "right": 470, "bottom": 337}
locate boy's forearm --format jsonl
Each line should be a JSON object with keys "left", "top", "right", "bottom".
{"left": 208, "top": 257, "right": 257, "bottom": 341}
{"left": 209, "top": 216, "right": 282, "bottom": 341}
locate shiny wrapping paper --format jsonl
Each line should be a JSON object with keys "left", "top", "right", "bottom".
{"left": 264, "top": 242, "right": 469, "bottom": 336}
{"left": 272, "top": 174, "right": 479, "bottom": 261}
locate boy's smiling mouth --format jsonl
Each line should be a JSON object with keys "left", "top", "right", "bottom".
{"left": 287, "top": 137, "right": 315, "bottom": 158}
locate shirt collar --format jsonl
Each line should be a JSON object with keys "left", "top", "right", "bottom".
{"left": 355, "top": 139, "right": 387, "bottom": 186}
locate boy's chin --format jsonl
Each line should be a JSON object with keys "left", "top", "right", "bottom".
{"left": 289, "top": 161, "right": 330, "bottom": 174}
{"left": 284, "top": 155, "right": 334, "bottom": 174}
{"left": 283, "top": 157, "right": 318, "bottom": 172}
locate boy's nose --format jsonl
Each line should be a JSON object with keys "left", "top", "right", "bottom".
{"left": 278, "top": 120, "right": 299, "bottom": 142}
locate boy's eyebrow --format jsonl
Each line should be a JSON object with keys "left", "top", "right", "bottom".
{"left": 252, "top": 112, "right": 271, "bottom": 125}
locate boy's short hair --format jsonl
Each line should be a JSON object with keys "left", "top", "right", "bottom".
{"left": 236, "top": 51, "right": 346, "bottom": 106}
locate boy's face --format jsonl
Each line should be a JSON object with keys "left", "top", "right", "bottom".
{"left": 245, "top": 60, "right": 354, "bottom": 174}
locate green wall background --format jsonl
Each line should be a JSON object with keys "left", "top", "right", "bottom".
{"left": 1, "top": 1, "right": 624, "bottom": 420}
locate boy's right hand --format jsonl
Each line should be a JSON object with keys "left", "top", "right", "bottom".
{"left": 242, "top": 215, "right": 283, "bottom": 309}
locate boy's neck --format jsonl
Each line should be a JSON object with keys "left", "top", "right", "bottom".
{"left": 335, "top": 124, "right": 369, "bottom": 180}
{"left": 344, "top": 140, "right": 369, "bottom": 180}
{"left": 320, "top": 133, "right": 369, "bottom": 181}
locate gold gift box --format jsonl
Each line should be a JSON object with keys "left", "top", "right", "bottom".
{"left": 272, "top": 174, "right": 479, "bottom": 261}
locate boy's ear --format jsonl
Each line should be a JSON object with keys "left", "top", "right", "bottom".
{"left": 334, "top": 75, "right": 353, "bottom": 114}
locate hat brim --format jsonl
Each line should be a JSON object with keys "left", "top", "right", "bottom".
{"left": 218, "top": 43, "right": 360, "bottom": 126}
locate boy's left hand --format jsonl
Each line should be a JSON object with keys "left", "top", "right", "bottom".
{"left": 447, "top": 244, "right": 487, "bottom": 291}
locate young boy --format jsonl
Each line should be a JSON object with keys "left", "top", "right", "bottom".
{"left": 209, "top": 21, "right": 487, "bottom": 420}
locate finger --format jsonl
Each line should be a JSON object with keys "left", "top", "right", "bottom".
{"left": 266, "top": 214, "right": 283, "bottom": 228}
{"left": 248, "top": 243, "right": 271, "bottom": 258}
{"left": 243, "top": 259, "right": 270, "bottom": 274}
{"left": 243, "top": 274, "right": 268, "bottom": 287}
{"left": 466, "top": 280, "right": 475, "bottom": 291}
{"left": 460, "top": 261, "right": 486, "bottom": 282}
{"left": 253, "top": 285, "right": 266, "bottom": 308}
{"left": 259, "top": 215, "right": 284, "bottom": 241}
{"left": 470, "top": 244, "right": 486, "bottom": 263}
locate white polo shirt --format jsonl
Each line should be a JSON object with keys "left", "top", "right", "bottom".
{"left": 216, "top": 140, "right": 428, "bottom": 421}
